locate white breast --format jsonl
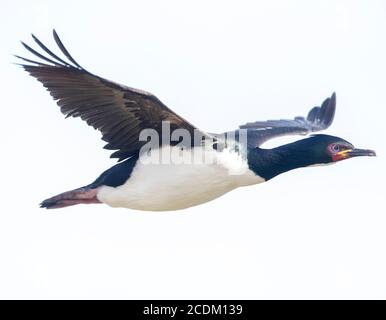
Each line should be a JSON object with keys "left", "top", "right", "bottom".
{"left": 97, "top": 146, "right": 265, "bottom": 211}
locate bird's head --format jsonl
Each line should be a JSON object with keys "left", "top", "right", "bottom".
{"left": 249, "top": 134, "right": 376, "bottom": 181}
{"left": 297, "top": 134, "right": 376, "bottom": 165}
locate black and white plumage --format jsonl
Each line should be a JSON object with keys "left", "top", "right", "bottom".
{"left": 17, "top": 31, "right": 376, "bottom": 211}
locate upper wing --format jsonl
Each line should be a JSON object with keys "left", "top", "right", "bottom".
{"left": 239, "top": 93, "right": 336, "bottom": 147}
{"left": 16, "top": 30, "right": 202, "bottom": 161}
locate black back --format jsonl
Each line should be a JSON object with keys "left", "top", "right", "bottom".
{"left": 88, "top": 155, "right": 139, "bottom": 188}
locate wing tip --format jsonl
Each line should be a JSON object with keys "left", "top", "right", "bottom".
{"left": 324, "top": 91, "right": 337, "bottom": 128}
{"left": 16, "top": 30, "right": 85, "bottom": 71}
{"left": 306, "top": 91, "right": 337, "bottom": 130}
{"left": 330, "top": 91, "right": 336, "bottom": 111}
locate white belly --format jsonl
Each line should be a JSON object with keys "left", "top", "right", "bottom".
{"left": 97, "top": 146, "right": 265, "bottom": 211}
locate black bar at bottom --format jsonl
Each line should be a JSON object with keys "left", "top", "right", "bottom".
{"left": 0, "top": 300, "right": 384, "bottom": 319}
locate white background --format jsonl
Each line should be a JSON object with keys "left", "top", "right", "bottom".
{"left": 0, "top": 0, "right": 385, "bottom": 299}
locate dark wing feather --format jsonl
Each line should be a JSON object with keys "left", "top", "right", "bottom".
{"left": 239, "top": 93, "right": 336, "bottom": 147}
{"left": 17, "top": 30, "right": 202, "bottom": 161}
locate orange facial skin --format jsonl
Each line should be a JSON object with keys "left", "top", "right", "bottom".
{"left": 332, "top": 149, "right": 351, "bottom": 162}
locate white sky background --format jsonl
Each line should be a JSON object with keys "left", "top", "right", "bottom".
{"left": 0, "top": 0, "right": 385, "bottom": 299}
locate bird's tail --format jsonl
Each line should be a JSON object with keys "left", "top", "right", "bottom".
{"left": 40, "top": 187, "right": 101, "bottom": 209}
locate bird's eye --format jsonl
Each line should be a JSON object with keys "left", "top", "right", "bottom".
{"left": 332, "top": 144, "right": 341, "bottom": 152}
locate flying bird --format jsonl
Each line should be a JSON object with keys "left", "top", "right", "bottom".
{"left": 17, "top": 30, "right": 376, "bottom": 211}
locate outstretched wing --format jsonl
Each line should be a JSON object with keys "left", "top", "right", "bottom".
{"left": 17, "top": 30, "right": 204, "bottom": 161}
{"left": 239, "top": 93, "right": 336, "bottom": 147}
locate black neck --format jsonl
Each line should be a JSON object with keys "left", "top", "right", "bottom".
{"left": 247, "top": 141, "right": 319, "bottom": 180}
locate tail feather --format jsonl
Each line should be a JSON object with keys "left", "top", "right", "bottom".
{"left": 40, "top": 187, "right": 101, "bottom": 209}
